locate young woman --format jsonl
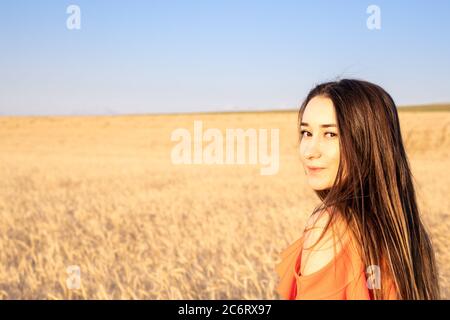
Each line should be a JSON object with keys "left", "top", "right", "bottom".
{"left": 275, "top": 79, "right": 440, "bottom": 300}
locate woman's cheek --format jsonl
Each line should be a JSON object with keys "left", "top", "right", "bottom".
{"left": 329, "top": 143, "right": 340, "bottom": 181}
{"left": 299, "top": 142, "right": 307, "bottom": 163}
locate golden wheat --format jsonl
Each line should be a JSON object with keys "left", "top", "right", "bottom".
{"left": 0, "top": 110, "right": 448, "bottom": 299}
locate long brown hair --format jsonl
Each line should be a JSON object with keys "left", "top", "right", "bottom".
{"left": 297, "top": 79, "right": 440, "bottom": 299}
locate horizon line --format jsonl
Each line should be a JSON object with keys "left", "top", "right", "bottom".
{"left": 1, "top": 102, "right": 449, "bottom": 118}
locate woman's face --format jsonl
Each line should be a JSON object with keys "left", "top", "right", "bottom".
{"left": 299, "top": 95, "right": 341, "bottom": 190}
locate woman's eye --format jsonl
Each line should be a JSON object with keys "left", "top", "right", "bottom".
{"left": 300, "top": 130, "right": 311, "bottom": 137}
{"left": 325, "top": 132, "right": 337, "bottom": 138}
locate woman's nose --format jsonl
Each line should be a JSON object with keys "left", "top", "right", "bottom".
{"left": 304, "top": 140, "right": 321, "bottom": 159}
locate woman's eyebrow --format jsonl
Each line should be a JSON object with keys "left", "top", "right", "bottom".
{"left": 300, "top": 122, "right": 337, "bottom": 128}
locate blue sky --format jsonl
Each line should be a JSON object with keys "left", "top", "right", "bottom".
{"left": 0, "top": 0, "right": 449, "bottom": 115}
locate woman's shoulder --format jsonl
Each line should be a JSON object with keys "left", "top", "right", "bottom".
{"left": 300, "top": 208, "right": 354, "bottom": 277}
{"left": 275, "top": 207, "right": 365, "bottom": 300}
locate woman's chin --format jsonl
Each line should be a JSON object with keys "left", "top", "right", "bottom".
{"left": 307, "top": 178, "right": 331, "bottom": 191}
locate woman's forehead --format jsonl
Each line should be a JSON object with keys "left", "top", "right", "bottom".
{"left": 302, "top": 96, "right": 337, "bottom": 125}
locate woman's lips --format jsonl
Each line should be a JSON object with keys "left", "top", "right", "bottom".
{"left": 307, "top": 166, "right": 324, "bottom": 174}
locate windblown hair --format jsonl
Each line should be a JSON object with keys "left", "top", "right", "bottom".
{"left": 297, "top": 79, "right": 440, "bottom": 299}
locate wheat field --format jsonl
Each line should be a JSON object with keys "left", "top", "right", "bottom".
{"left": 0, "top": 109, "right": 449, "bottom": 299}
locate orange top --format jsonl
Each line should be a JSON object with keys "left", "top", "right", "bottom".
{"left": 275, "top": 232, "right": 398, "bottom": 300}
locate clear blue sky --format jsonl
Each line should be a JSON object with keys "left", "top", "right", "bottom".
{"left": 1, "top": 0, "right": 449, "bottom": 116}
